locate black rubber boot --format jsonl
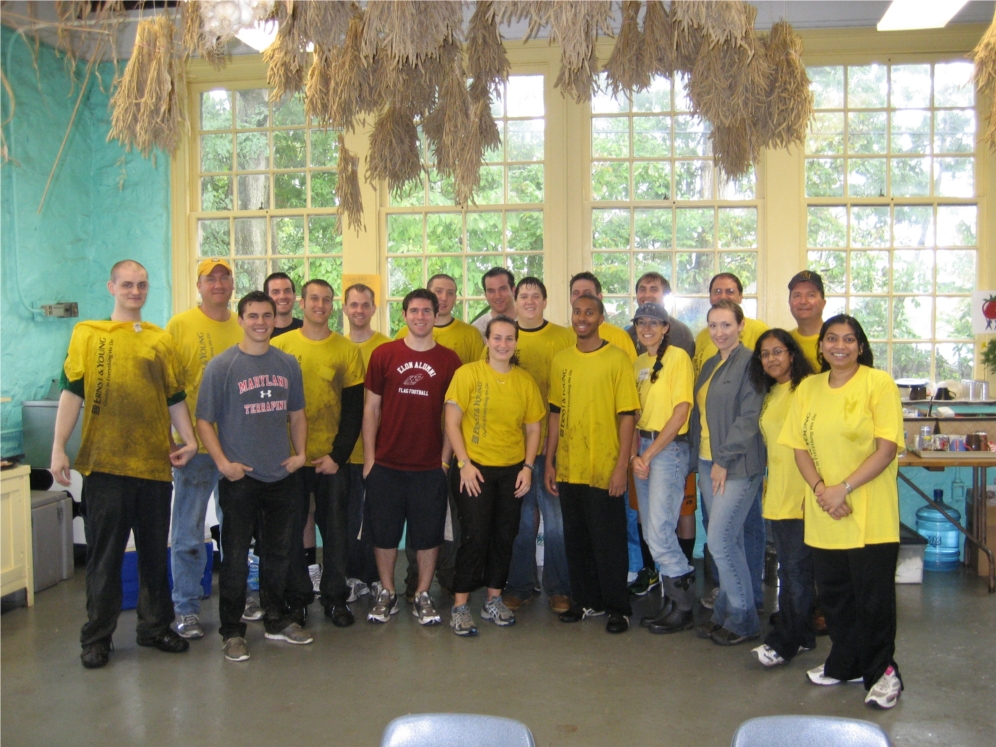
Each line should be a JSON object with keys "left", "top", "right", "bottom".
{"left": 639, "top": 594, "right": 674, "bottom": 628}
{"left": 648, "top": 573, "right": 697, "bottom": 634}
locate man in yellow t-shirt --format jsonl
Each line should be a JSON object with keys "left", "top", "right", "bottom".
{"left": 546, "top": 295, "right": 640, "bottom": 634}
{"left": 692, "top": 271, "right": 769, "bottom": 612}
{"left": 274, "top": 279, "right": 365, "bottom": 627}
{"left": 787, "top": 270, "right": 826, "bottom": 373}
{"left": 344, "top": 283, "right": 390, "bottom": 599}
{"left": 166, "top": 258, "right": 244, "bottom": 639}
{"left": 568, "top": 272, "right": 638, "bottom": 363}
{"left": 502, "top": 277, "right": 576, "bottom": 614}
{"left": 51, "top": 260, "right": 198, "bottom": 669}
{"left": 395, "top": 274, "right": 484, "bottom": 365}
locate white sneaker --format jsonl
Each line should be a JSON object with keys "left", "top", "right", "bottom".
{"left": 308, "top": 563, "right": 322, "bottom": 593}
{"left": 700, "top": 586, "right": 720, "bottom": 609}
{"left": 865, "top": 666, "right": 902, "bottom": 709}
{"left": 412, "top": 591, "right": 441, "bottom": 626}
{"left": 807, "top": 663, "right": 863, "bottom": 686}
{"left": 346, "top": 578, "right": 370, "bottom": 603}
{"left": 752, "top": 644, "right": 785, "bottom": 667}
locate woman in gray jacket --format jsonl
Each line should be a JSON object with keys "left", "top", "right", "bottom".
{"left": 690, "top": 300, "right": 766, "bottom": 645}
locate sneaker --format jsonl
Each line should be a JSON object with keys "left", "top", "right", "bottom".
{"left": 752, "top": 644, "right": 786, "bottom": 667}
{"left": 481, "top": 596, "right": 516, "bottom": 627}
{"left": 865, "top": 666, "right": 902, "bottom": 709}
{"left": 242, "top": 596, "right": 264, "bottom": 622}
{"left": 558, "top": 604, "right": 605, "bottom": 623}
{"left": 264, "top": 622, "right": 313, "bottom": 645}
{"left": 136, "top": 629, "right": 190, "bottom": 653}
{"left": 412, "top": 591, "right": 441, "bottom": 626}
{"left": 324, "top": 600, "right": 355, "bottom": 628}
{"left": 367, "top": 587, "right": 400, "bottom": 623}
{"left": 710, "top": 627, "right": 758, "bottom": 646}
{"left": 700, "top": 586, "right": 720, "bottom": 610}
{"left": 223, "top": 636, "right": 250, "bottom": 662}
{"left": 549, "top": 594, "right": 571, "bottom": 614}
{"left": 628, "top": 567, "right": 660, "bottom": 596}
{"left": 449, "top": 604, "right": 479, "bottom": 637}
{"left": 80, "top": 639, "right": 113, "bottom": 669}
{"left": 308, "top": 563, "right": 322, "bottom": 593}
{"left": 346, "top": 578, "right": 370, "bottom": 603}
{"left": 369, "top": 581, "right": 384, "bottom": 601}
{"left": 807, "top": 663, "right": 863, "bottom": 686}
{"left": 173, "top": 613, "right": 204, "bottom": 640}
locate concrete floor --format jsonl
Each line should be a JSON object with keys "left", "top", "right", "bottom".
{"left": 2, "top": 563, "right": 994, "bottom": 747}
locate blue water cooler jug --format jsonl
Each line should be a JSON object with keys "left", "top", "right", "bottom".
{"left": 916, "top": 489, "right": 961, "bottom": 572}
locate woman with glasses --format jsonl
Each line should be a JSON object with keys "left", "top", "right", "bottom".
{"left": 747, "top": 330, "right": 815, "bottom": 667}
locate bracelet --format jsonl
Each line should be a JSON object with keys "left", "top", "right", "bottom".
{"left": 843, "top": 480, "right": 853, "bottom": 495}
{"left": 523, "top": 463, "right": 534, "bottom": 470}
{"left": 812, "top": 479, "right": 824, "bottom": 491}
{"left": 442, "top": 461, "right": 450, "bottom": 469}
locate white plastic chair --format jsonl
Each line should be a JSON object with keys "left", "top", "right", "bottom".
{"left": 380, "top": 713, "right": 536, "bottom": 747}
{"left": 730, "top": 715, "right": 892, "bottom": 747}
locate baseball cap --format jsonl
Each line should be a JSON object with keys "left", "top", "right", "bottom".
{"left": 197, "top": 257, "right": 233, "bottom": 277}
{"left": 788, "top": 270, "right": 824, "bottom": 296}
{"left": 631, "top": 303, "right": 669, "bottom": 324}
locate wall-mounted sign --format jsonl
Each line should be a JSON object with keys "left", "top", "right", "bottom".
{"left": 971, "top": 290, "right": 996, "bottom": 334}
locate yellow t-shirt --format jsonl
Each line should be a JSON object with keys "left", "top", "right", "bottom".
{"left": 395, "top": 318, "right": 484, "bottom": 365}
{"left": 63, "top": 321, "right": 185, "bottom": 482}
{"left": 445, "top": 361, "right": 545, "bottom": 467}
{"left": 273, "top": 330, "right": 365, "bottom": 462}
{"left": 635, "top": 346, "right": 694, "bottom": 434}
{"left": 778, "top": 366, "right": 905, "bottom": 549}
{"left": 166, "top": 306, "right": 243, "bottom": 451}
{"left": 696, "top": 360, "right": 725, "bottom": 461}
{"left": 693, "top": 317, "right": 768, "bottom": 376}
{"left": 482, "top": 321, "right": 576, "bottom": 455}
{"left": 600, "top": 321, "right": 638, "bottom": 363}
{"left": 759, "top": 381, "right": 807, "bottom": 520}
{"left": 549, "top": 343, "right": 642, "bottom": 490}
{"left": 348, "top": 332, "right": 391, "bottom": 465}
{"left": 790, "top": 327, "right": 821, "bottom": 373}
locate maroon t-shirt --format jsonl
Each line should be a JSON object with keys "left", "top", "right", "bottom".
{"left": 365, "top": 339, "right": 462, "bottom": 471}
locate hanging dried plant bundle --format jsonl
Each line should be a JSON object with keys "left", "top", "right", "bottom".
{"left": 55, "top": 1, "right": 88, "bottom": 60}
{"left": 366, "top": 105, "right": 422, "bottom": 196}
{"left": 672, "top": 0, "right": 748, "bottom": 48}
{"left": 971, "top": 8, "right": 996, "bottom": 150}
{"left": 555, "top": 40, "right": 599, "bottom": 104}
{"left": 758, "top": 21, "right": 813, "bottom": 150}
{"left": 181, "top": 0, "right": 228, "bottom": 69}
{"left": 321, "top": 11, "right": 381, "bottom": 132}
{"left": 550, "top": 1, "right": 611, "bottom": 70}
{"left": 362, "top": 0, "right": 462, "bottom": 69}
{"left": 604, "top": 0, "right": 650, "bottom": 96}
{"left": 451, "top": 97, "right": 497, "bottom": 206}
{"left": 262, "top": 5, "right": 309, "bottom": 102}
{"left": 302, "top": 0, "right": 353, "bottom": 47}
{"left": 494, "top": 1, "right": 554, "bottom": 42}
{"left": 336, "top": 134, "right": 365, "bottom": 233}
{"left": 304, "top": 43, "right": 335, "bottom": 127}
{"left": 467, "top": 1, "right": 510, "bottom": 102}
{"left": 673, "top": 15, "right": 703, "bottom": 76}
{"left": 711, "top": 119, "right": 758, "bottom": 179}
{"left": 642, "top": 0, "right": 675, "bottom": 80}
{"left": 423, "top": 55, "right": 471, "bottom": 178}
{"left": 109, "top": 15, "right": 186, "bottom": 157}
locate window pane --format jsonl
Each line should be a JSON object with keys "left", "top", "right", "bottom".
{"left": 427, "top": 170, "right": 457, "bottom": 206}
{"left": 936, "top": 250, "right": 976, "bottom": 293}
{"left": 592, "top": 252, "right": 630, "bottom": 295}
{"left": 806, "top": 158, "right": 844, "bottom": 197}
{"left": 935, "top": 296, "right": 971, "bottom": 339}
{"left": 934, "top": 109, "right": 975, "bottom": 153}
{"left": 508, "top": 165, "right": 544, "bottom": 203}
{"left": 387, "top": 214, "right": 423, "bottom": 254}
{"left": 848, "top": 112, "right": 887, "bottom": 154}
{"left": 466, "top": 211, "right": 503, "bottom": 252}
{"left": 272, "top": 173, "right": 303, "bottom": 208}
{"left": 310, "top": 171, "right": 337, "bottom": 208}
{"left": 426, "top": 255, "right": 464, "bottom": 291}
{"left": 475, "top": 166, "right": 504, "bottom": 204}
{"left": 592, "top": 161, "right": 630, "bottom": 201}
{"left": 890, "top": 110, "right": 930, "bottom": 154}
{"left": 717, "top": 168, "right": 755, "bottom": 199}
{"left": 890, "top": 65, "right": 931, "bottom": 109}
{"left": 235, "top": 89, "right": 270, "bottom": 129}
{"left": 633, "top": 116, "right": 671, "bottom": 157}
{"left": 506, "top": 75, "right": 545, "bottom": 117}
{"left": 506, "top": 211, "right": 543, "bottom": 252}
{"left": 632, "top": 77, "right": 671, "bottom": 112}
{"left": 273, "top": 91, "right": 305, "bottom": 127}
{"left": 273, "top": 129, "right": 306, "bottom": 168}
{"left": 592, "top": 208, "right": 630, "bottom": 249}
{"left": 602, "top": 297, "right": 631, "bottom": 328}
{"left": 310, "top": 129, "right": 338, "bottom": 166}
{"left": 719, "top": 252, "right": 757, "bottom": 292}
{"left": 933, "top": 158, "right": 974, "bottom": 197}
{"left": 807, "top": 112, "right": 845, "bottom": 154}
{"left": 465, "top": 254, "right": 494, "bottom": 291}
{"left": 237, "top": 132, "right": 269, "bottom": 170}
{"left": 673, "top": 116, "right": 710, "bottom": 156}
{"left": 893, "top": 296, "right": 933, "bottom": 338}
{"left": 851, "top": 296, "right": 889, "bottom": 338}
{"left": 201, "top": 90, "right": 233, "bottom": 130}
{"left": 891, "top": 342, "right": 931, "bottom": 379}
{"left": 933, "top": 62, "right": 974, "bottom": 108}
{"left": 633, "top": 209, "right": 672, "bottom": 250}
{"left": 718, "top": 208, "right": 757, "bottom": 248}
{"left": 891, "top": 157, "right": 931, "bottom": 198}
{"left": 935, "top": 342, "right": 974, "bottom": 380}
{"left": 892, "top": 249, "right": 933, "bottom": 294}
{"left": 234, "top": 258, "right": 266, "bottom": 298}
{"left": 893, "top": 205, "right": 933, "bottom": 247}
{"left": 807, "top": 250, "right": 847, "bottom": 293}
{"left": 388, "top": 257, "right": 423, "bottom": 296}
{"left": 506, "top": 253, "right": 544, "bottom": 280}
{"left": 271, "top": 216, "right": 304, "bottom": 255}
{"left": 675, "top": 208, "right": 714, "bottom": 249}
{"left": 850, "top": 206, "right": 890, "bottom": 248}
{"left": 936, "top": 205, "right": 977, "bottom": 246}
{"left": 309, "top": 257, "right": 343, "bottom": 300}
{"left": 308, "top": 216, "right": 341, "bottom": 254}
{"left": 850, "top": 251, "right": 889, "bottom": 292}
{"left": 592, "top": 117, "right": 629, "bottom": 158}
{"left": 809, "top": 66, "right": 844, "bottom": 109}
{"left": 674, "top": 161, "right": 713, "bottom": 200}
{"left": 198, "top": 219, "right": 230, "bottom": 257}
{"left": 633, "top": 162, "right": 671, "bottom": 200}
{"left": 507, "top": 119, "right": 544, "bottom": 161}
{"left": 201, "top": 176, "right": 232, "bottom": 211}
{"left": 848, "top": 64, "right": 887, "bottom": 108}
{"left": 233, "top": 218, "right": 265, "bottom": 256}
{"left": 807, "top": 206, "right": 847, "bottom": 248}
{"left": 675, "top": 252, "right": 714, "bottom": 294}
{"left": 390, "top": 178, "right": 424, "bottom": 208}
{"left": 848, "top": 158, "right": 886, "bottom": 198}
{"left": 201, "top": 134, "right": 233, "bottom": 172}
{"left": 634, "top": 251, "right": 673, "bottom": 280}
{"left": 673, "top": 296, "right": 710, "bottom": 332}
{"left": 426, "top": 213, "right": 463, "bottom": 253}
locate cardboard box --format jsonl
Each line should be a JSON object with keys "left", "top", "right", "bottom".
{"left": 966, "top": 488, "right": 996, "bottom": 577}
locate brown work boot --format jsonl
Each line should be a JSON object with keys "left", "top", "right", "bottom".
{"left": 549, "top": 594, "right": 571, "bottom": 614}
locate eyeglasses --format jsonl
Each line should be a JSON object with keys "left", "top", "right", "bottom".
{"left": 759, "top": 347, "right": 788, "bottom": 360}
{"left": 634, "top": 319, "right": 664, "bottom": 328}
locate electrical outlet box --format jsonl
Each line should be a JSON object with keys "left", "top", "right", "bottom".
{"left": 41, "top": 302, "right": 78, "bottom": 318}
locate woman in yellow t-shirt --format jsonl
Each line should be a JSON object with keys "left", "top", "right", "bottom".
{"left": 746, "top": 329, "right": 815, "bottom": 668}
{"left": 778, "top": 314, "right": 905, "bottom": 710}
{"left": 628, "top": 303, "right": 697, "bottom": 634}
{"left": 444, "top": 316, "right": 544, "bottom": 637}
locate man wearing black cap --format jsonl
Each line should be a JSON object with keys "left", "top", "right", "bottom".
{"left": 787, "top": 271, "right": 827, "bottom": 372}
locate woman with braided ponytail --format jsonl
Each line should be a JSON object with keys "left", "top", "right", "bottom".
{"left": 629, "top": 303, "right": 697, "bottom": 634}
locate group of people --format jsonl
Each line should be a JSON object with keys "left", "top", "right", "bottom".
{"left": 51, "top": 258, "right": 904, "bottom": 710}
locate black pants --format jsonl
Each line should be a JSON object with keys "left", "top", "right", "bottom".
{"left": 347, "top": 464, "right": 378, "bottom": 585}
{"left": 764, "top": 519, "right": 815, "bottom": 660}
{"left": 79, "top": 472, "right": 173, "bottom": 647}
{"left": 286, "top": 467, "right": 351, "bottom": 610}
{"left": 451, "top": 463, "right": 524, "bottom": 594}
{"left": 559, "top": 482, "right": 632, "bottom": 617}
{"left": 811, "top": 543, "right": 902, "bottom": 690}
{"left": 218, "top": 474, "right": 297, "bottom": 639}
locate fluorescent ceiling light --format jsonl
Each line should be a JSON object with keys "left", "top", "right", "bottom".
{"left": 235, "top": 19, "right": 278, "bottom": 52}
{"left": 877, "top": 0, "right": 970, "bottom": 31}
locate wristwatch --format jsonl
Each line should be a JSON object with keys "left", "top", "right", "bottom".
{"left": 523, "top": 462, "right": 534, "bottom": 470}
{"left": 457, "top": 460, "right": 466, "bottom": 469}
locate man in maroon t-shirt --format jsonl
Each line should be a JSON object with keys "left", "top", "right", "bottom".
{"left": 362, "top": 289, "right": 461, "bottom": 626}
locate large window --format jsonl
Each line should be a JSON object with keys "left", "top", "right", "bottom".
{"left": 384, "top": 75, "right": 546, "bottom": 334}
{"left": 805, "top": 62, "right": 977, "bottom": 380}
{"left": 589, "top": 75, "right": 758, "bottom": 330}
{"left": 194, "top": 87, "right": 343, "bottom": 326}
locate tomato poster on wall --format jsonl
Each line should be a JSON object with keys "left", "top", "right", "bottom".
{"left": 972, "top": 290, "right": 996, "bottom": 334}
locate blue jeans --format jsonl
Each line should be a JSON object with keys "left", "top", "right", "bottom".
{"left": 504, "top": 462, "right": 570, "bottom": 598}
{"left": 764, "top": 519, "right": 815, "bottom": 660}
{"left": 699, "top": 458, "right": 762, "bottom": 638}
{"left": 346, "top": 464, "right": 378, "bottom": 585}
{"left": 170, "top": 453, "right": 221, "bottom": 616}
{"left": 744, "top": 481, "right": 766, "bottom": 609}
{"left": 634, "top": 438, "right": 693, "bottom": 579}
{"left": 626, "top": 500, "right": 643, "bottom": 573}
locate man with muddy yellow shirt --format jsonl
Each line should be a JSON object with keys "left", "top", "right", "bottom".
{"left": 51, "top": 260, "right": 198, "bottom": 669}
{"left": 273, "top": 279, "right": 365, "bottom": 628}
{"left": 165, "top": 258, "right": 245, "bottom": 640}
